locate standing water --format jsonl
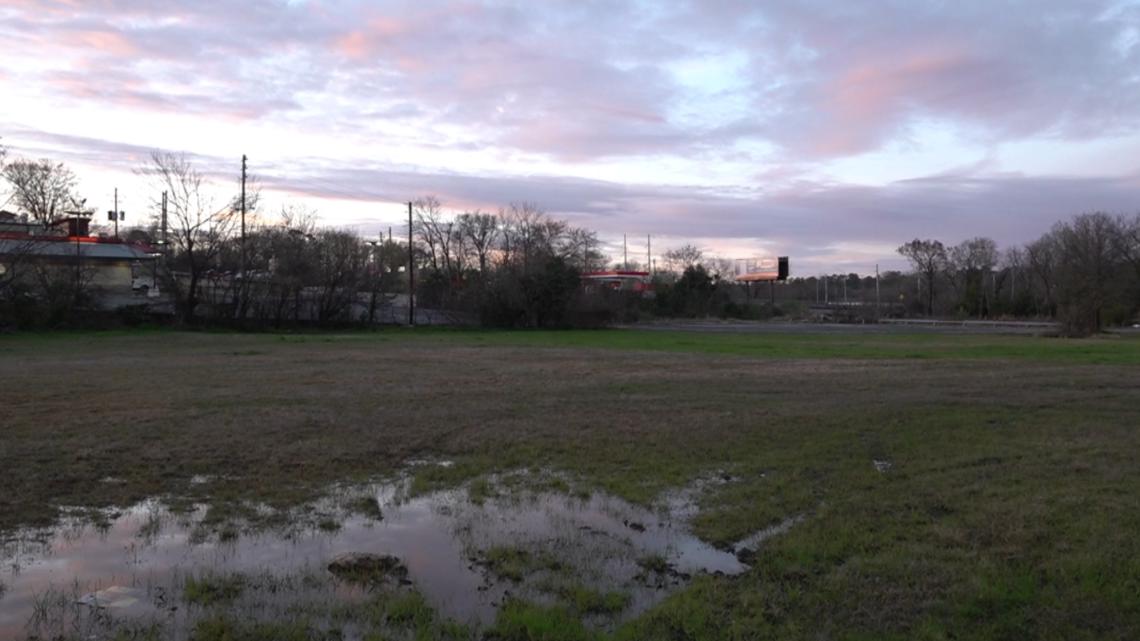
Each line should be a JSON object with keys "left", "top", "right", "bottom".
{"left": 0, "top": 471, "right": 794, "bottom": 639}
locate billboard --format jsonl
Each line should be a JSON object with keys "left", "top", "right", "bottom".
{"left": 734, "top": 256, "right": 789, "bottom": 282}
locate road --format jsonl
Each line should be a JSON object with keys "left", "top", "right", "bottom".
{"left": 621, "top": 319, "right": 1093, "bottom": 335}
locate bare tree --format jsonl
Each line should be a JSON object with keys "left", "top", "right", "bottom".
{"left": 499, "top": 202, "right": 566, "bottom": 273}
{"left": 2, "top": 158, "right": 81, "bottom": 227}
{"left": 1116, "top": 213, "right": 1140, "bottom": 286}
{"left": 1025, "top": 234, "right": 1059, "bottom": 315}
{"left": 949, "top": 237, "right": 998, "bottom": 317}
{"left": 264, "top": 205, "right": 319, "bottom": 325}
{"left": 663, "top": 244, "right": 704, "bottom": 274}
{"left": 457, "top": 210, "right": 499, "bottom": 275}
{"left": 141, "top": 151, "right": 238, "bottom": 323}
{"left": 1001, "top": 246, "right": 1026, "bottom": 308}
{"left": 897, "top": 239, "right": 947, "bottom": 316}
{"left": 706, "top": 256, "right": 735, "bottom": 282}
{"left": 561, "top": 226, "right": 598, "bottom": 271}
{"left": 1053, "top": 213, "right": 1121, "bottom": 335}
{"left": 412, "top": 196, "right": 446, "bottom": 273}
{"left": 0, "top": 140, "right": 10, "bottom": 211}
{"left": 311, "top": 229, "right": 366, "bottom": 322}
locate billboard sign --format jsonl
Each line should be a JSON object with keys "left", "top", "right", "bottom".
{"left": 734, "top": 256, "right": 789, "bottom": 282}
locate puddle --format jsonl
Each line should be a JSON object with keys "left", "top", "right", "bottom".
{"left": 0, "top": 472, "right": 794, "bottom": 639}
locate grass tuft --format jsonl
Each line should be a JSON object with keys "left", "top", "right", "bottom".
{"left": 183, "top": 573, "right": 246, "bottom": 607}
{"left": 487, "top": 600, "right": 594, "bottom": 641}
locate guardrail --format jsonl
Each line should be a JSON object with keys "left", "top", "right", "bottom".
{"left": 880, "top": 318, "right": 1059, "bottom": 329}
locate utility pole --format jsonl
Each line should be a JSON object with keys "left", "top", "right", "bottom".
{"left": 647, "top": 235, "right": 651, "bottom": 275}
{"left": 159, "top": 190, "right": 168, "bottom": 291}
{"left": 240, "top": 155, "right": 247, "bottom": 278}
{"left": 107, "top": 188, "right": 124, "bottom": 239}
{"left": 875, "top": 264, "right": 881, "bottom": 318}
{"left": 74, "top": 226, "right": 81, "bottom": 293}
{"left": 236, "top": 155, "right": 248, "bottom": 322}
{"left": 623, "top": 234, "right": 628, "bottom": 269}
{"left": 408, "top": 201, "right": 415, "bottom": 326}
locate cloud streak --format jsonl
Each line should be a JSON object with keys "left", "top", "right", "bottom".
{"left": 2, "top": 1, "right": 1139, "bottom": 272}
{"left": 7, "top": 1, "right": 1137, "bottom": 160}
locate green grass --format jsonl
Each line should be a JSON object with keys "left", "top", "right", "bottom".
{"left": 416, "top": 327, "right": 1140, "bottom": 364}
{"left": 7, "top": 325, "right": 1140, "bottom": 364}
{"left": 636, "top": 554, "right": 671, "bottom": 575}
{"left": 481, "top": 546, "right": 565, "bottom": 582}
{"left": 350, "top": 589, "right": 473, "bottom": 641}
{"left": 488, "top": 600, "right": 595, "bottom": 641}
{"left": 548, "top": 584, "right": 631, "bottom": 616}
{"left": 345, "top": 495, "right": 384, "bottom": 520}
{"left": 3, "top": 328, "right": 1139, "bottom": 639}
{"left": 190, "top": 617, "right": 335, "bottom": 641}
{"left": 468, "top": 476, "right": 495, "bottom": 505}
{"left": 184, "top": 574, "right": 247, "bottom": 607}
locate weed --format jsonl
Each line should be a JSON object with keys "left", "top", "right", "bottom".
{"left": 545, "top": 583, "right": 631, "bottom": 616}
{"left": 481, "top": 546, "right": 564, "bottom": 582}
{"left": 183, "top": 573, "right": 246, "bottom": 606}
{"left": 317, "top": 517, "right": 341, "bottom": 532}
{"left": 346, "top": 495, "right": 383, "bottom": 520}
{"left": 636, "top": 554, "right": 670, "bottom": 575}
{"left": 468, "top": 477, "right": 495, "bottom": 505}
{"left": 218, "top": 524, "right": 240, "bottom": 543}
{"left": 487, "top": 599, "right": 594, "bottom": 641}
{"left": 189, "top": 616, "right": 328, "bottom": 641}
{"left": 384, "top": 590, "right": 434, "bottom": 627}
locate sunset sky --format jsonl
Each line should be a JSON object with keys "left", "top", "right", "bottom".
{"left": 2, "top": 0, "right": 1139, "bottom": 273}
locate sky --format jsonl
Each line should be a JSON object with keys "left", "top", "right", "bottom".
{"left": 1, "top": 0, "right": 1139, "bottom": 274}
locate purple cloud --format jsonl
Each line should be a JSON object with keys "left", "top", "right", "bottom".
{"left": 3, "top": 1, "right": 1140, "bottom": 274}
{"left": 4, "top": 1, "right": 1139, "bottom": 159}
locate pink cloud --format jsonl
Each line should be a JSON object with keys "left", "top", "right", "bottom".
{"left": 334, "top": 17, "right": 407, "bottom": 60}
{"left": 806, "top": 49, "right": 978, "bottom": 155}
{"left": 70, "top": 29, "right": 138, "bottom": 56}
{"left": 2, "top": 0, "right": 1139, "bottom": 166}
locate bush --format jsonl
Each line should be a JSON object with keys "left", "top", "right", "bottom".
{"left": 478, "top": 257, "right": 595, "bottom": 329}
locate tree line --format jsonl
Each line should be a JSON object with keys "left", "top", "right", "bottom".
{"left": 898, "top": 214, "right": 1140, "bottom": 335}
{"left": 0, "top": 149, "right": 626, "bottom": 329}
{"left": 2, "top": 142, "right": 1137, "bottom": 333}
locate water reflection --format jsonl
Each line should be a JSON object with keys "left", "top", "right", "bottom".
{"left": 0, "top": 473, "right": 790, "bottom": 639}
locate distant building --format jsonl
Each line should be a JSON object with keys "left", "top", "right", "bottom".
{"left": 0, "top": 210, "right": 39, "bottom": 236}
{"left": 581, "top": 270, "right": 652, "bottom": 295}
{"left": 0, "top": 214, "right": 160, "bottom": 303}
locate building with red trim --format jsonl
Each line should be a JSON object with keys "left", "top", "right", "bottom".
{"left": 0, "top": 212, "right": 160, "bottom": 302}
{"left": 580, "top": 270, "right": 652, "bottom": 294}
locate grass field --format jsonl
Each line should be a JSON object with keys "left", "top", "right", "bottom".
{"left": 2, "top": 328, "right": 1139, "bottom": 639}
